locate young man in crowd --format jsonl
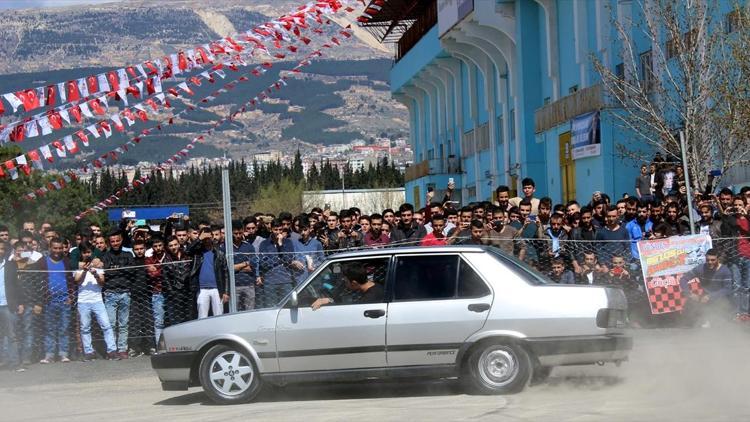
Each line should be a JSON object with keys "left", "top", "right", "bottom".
{"left": 509, "top": 178, "right": 540, "bottom": 214}
{"left": 393, "top": 203, "right": 426, "bottom": 245}
{"left": 74, "top": 242, "right": 117, "bottom": 361}
{"left": 595, "top": 207, "right": 631, "bottom": 267}
{"left": 548, "top": 257, "right": 575, "bottom": 284}
{"left": 484, "top": 208, "right": 520, "bottom": 256}
{"left": 679, "top": 249, "right": 735, "bottom": 325}
{"left": 101, "top": 230, "right": 135, "bottom": 360}
{"left": 257, "top": 220, "right": 297, "bottom": 308}
{"left": 0, "top": 241, "right": 23, "bottom": 371}
{"left": 189, "top": 229, "right": 229, "bottom": 319}
{"left": 145, "top": 235, "right": 168, "bottom": 347}
{"left": 292, "top": 219, "right": 324, "bottom": 284}
{"left": 163, "top": 236, "right": 193, "bottom": 325}
{"left": 364, "top": 214, "right": 390, "bottom": 248}
{"left": 420, "top": 214, "right": 448, "bottom": 246}
{"left": 128, "top": 240, "right": 153, "bottom": 357}
{"left": 229, "top": 222, "right": 257, "bottom": 312}
{"left": 37, "top": 238, "right": 74, "bottom": 364}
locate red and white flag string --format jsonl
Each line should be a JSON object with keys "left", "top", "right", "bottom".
{"left": 0, "top": 0, "right": 354, "bottom": 123}
{"left": 3, "top": 3, "right": 359, "bottom": 181}
{"left": 72, "top": 30, "right": 351, "bottom": 220}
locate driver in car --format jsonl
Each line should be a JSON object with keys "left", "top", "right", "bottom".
{"left": 311, "top": 264, "right": 383, "bottom": 310}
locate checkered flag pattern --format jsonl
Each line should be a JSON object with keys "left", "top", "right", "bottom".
{"left": 647, "top": 284, "right": 685, "bottom": 314}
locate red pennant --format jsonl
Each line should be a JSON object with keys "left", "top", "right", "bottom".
{"left": 76, "top": 130, "right": 89, "bottom": 146}
{"left": 146, "top": 78, "right": 156, "bottom": 95}
{"left": 168, "top": 88, "right": 180, "bottom": 97}
{"left": 126, "top": 85, "right": 140, "bottom": 98}
{"left": 107, "top": 71, "right": 120, "bottom": 91}
{"left": 87, "top": 75, "right": 99, "bottom": 94}
{"left": 89, "top": 98, "right": 106, "bottom": 115}
{"left": 178, "top": 51, "right": 188, "bottom": 70}
{"left": 196, "top": 47, "right": 210, "bottom": 64}
{"left": 17, "top": 89, "right": 40, "bottom": 112}
{"left": 190, "top": 76, "right": 202, "bottom": 86}
{"left": 70, "top": 105, "right": 83, "bottom": 123}
{"left": 145, "top": 61, "right": 159, "bottom": 75}
{"left": 145, "top": 98, "right": 158, "bottom": 111}
{"left": 0, "top": 99, "right": 4, "bottom": 115}
{"left": 10, "top": 124, "right": 25, "bottom": 142}
{"left": 136, "top": 109, "right": 148, "bottom": 121}
{"left": 48, "top": 111, "right": 63, "bottom": 129}
{"left": 46, "top": 85, "right": 56, "bottom": 106}
{"left": 126, "top": 66, "right": 137, "bottom": 78}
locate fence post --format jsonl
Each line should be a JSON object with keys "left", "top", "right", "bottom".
{"left": 679, "top": 130, "right": 696, "bottom": 235}
{"left": 222, "top": 167, "right": 237, "bottom": 313}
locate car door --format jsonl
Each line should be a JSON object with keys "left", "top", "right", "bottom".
{"left": 274, "top": 256, "right": 391, "bottom": 372}
{"left": 386, "top": 253, "right": 493, "bottom": 367}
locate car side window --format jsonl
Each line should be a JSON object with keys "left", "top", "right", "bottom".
{"left": 296, "top": 257, "right": 389, "bottom": 307}
{"left": 393, "top": 255, "right": 459, "bottom": 301}
{"left": 457, "top": 258, "right": 491, "bottom": 298}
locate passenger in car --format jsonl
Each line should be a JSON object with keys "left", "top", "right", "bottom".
{"left": 311, "top": 264, "right": 383, "bottom": 310}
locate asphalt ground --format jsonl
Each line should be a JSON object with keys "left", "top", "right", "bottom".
{"left": 1, "top": 326, "right": 749, "bottom": 421}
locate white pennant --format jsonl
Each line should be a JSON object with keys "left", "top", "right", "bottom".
{"left": 57, "top": 82, "right": 67, "bottom": 103}
{"left": 101, "top": 123, "right": 112, "bottom": 138}
{"left": 15, "top": 154, "right": 27, "bottom": 166}
{"left": 77, "top": 78, "right": 90, "bottom": 98}
{"left": 136, "top": 64, "right": 148, "bottom": 78}
{"left": 86, "top": 125, "right": 101, "bottom": 139}
{"left": 79, "top": 102, "right": 94, "bottom": 118}
{"left": 153, "top": 76, "right": 163, "bottom": 93}
{"left": 25, "top": 120, "right": 39, "bottom": 138}
{"left": 38, "top": 116, "right": 53, "bottom": 136}
{"left": 59, "top": 109, "right": 71, "bottom": 125}
{"left": 117, "top": 88, "right": 129, "bottom": 106}
{"left": 40, "top": 145, "right": 53, "bottom": 161}
{"left": 170, "top": 53, "right": 180, "bottom": 75}
{"left": 3, "top": 93, "right": 22, "bottom": 113}
{"left": 136, "top": 81, "right": 145, "bottom": 98}
{"left": 117, "top": 69, "right": 129, "bottom": 88}
{"left": 97, "top": 74, "right": 111, "bottom": 93}
{"left": 36, "top": 87, "right": 46, "bottom": 107}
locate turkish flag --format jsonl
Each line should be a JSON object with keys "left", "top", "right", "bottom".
{"left": 178, "top": 52, "right": 188, "bottom": 70}
{"left": 66, "top": 81, "right": 80, "bottom": 101}
{"left": 10, "top": 124, "right": 25, "bottom": 142}
{"left": 70, "top": 105, "right": 83, "bottom": 123}
{"left": 136, "top": 109, "right": 148, "bottom": 121}
{"left": 126, "top": 85, "right": 140, "bottom": 98}
{"left": 89, "top": 98, "right": 106, "bottom": 115}
{"left": 145, "top": 98, "right": 158, "bottom": 111}
{"left": 145, "top": 61, "right": 158, "bottom": 75}
{"left": 48, "top": 111, "right": 63, "bottom": 130}
{"left": 87, "top": 75, "right": 99, "bottom": 94}
{"left": 75, "top": 130, "right": 89, "bottom": 146}
{"left": 46, "top": 85, "right": 56, "bottom": 107}
{"left": 196, "top": 47, "right": 210, "bottom": 64}
{"left": 17, "top": 89, "right": 40, "bottom": 112}
{"left": 107, "top": 71, "right": 120, "bottom": 91}
{"left": 0, "top": 98, "right": 4, "bottom": 115}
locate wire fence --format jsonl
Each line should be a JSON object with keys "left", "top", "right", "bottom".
{"left": 2, "top": 234, "right": 749, "bottom": 364}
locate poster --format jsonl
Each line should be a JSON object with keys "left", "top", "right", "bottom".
{"left": 636, "top": 235, "right": 712, "bottom": 314}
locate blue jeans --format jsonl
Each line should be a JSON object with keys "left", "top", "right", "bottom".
{"left": 14, "top": 307, "right": 34, "bottom": 363}
{"left": 78, "top": 301, "right": 116, "bottom": 354}
{"left": 152, "top": 293, "right": 165, "bottom": 345}
{"left": 734, "top": 260, "right": 750, "bottom": 314}
{"left": 104, "top": 292, "right": 130, "bottom": 353}
{"left": 44, "top": 301, "right": 71, "bottom": 359}
{"left": 0, "top": 306, "right": 19, "bottom": 366}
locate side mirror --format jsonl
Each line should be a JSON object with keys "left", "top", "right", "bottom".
{"left": 288, "top": 290, "right": 299, "bottom": 308}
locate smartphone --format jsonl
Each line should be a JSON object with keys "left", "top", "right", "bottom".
{"left": 448, "top": 178, "right": 454, "bottom": 185}
{"left": 20, "top": 251, "right": 32, "bottom": 259}
{"left": 427, "top": 186, "right": 434, "bottom": 193}
{"left": 528, "top": 215, "right": 537, "bottom": 222}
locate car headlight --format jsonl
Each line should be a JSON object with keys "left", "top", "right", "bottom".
{"left": 157, "top": 333, "right": 167, "bottom": 353}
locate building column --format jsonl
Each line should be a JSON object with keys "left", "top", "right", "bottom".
{"left": 412, "top": 76, "right": 440, "bottom": 162}
{"left": 402, "top": 86, "right": 428, "bottom": 162}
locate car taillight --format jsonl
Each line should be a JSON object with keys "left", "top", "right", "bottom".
{"left": 596, "top": 309, "right": 628, "bottom": 328}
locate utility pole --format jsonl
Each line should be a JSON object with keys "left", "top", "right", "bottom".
{"left": 680, "top": 131, "right": 696, "bottom": 235}
{"left": 221, "top": 167, "right": 237, "bottom": 313}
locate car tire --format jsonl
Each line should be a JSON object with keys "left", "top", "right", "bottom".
{"left": 199, "top": 344, "right": 262, "bottom": 404}
{"left": 463, "top": 341, "right": 531, "bottom": 395}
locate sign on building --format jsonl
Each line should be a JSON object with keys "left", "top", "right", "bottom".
{"left": 438, "top": 0, "right": 474, "bottom": 37}
{"left": 571, "top": 111, "right": 601, "bottom": 160}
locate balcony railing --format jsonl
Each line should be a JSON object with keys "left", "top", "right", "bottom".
{"left": 396, "top": 1, "right": 438, "bottom": 62}
{"left": 404, "top": 156, "right": 462, "bottom": 182}
{"left": 534, "top": 84, "right": 606, "bottom": 133}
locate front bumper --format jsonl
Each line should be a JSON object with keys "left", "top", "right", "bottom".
{"left": 151, "top": 351, "right": 198, "bottom": 391}
{"left": 526, "top": 335, "right": 633, "bottom": 366}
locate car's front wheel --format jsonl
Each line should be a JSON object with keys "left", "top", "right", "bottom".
{"left": 199, "top": 344, "right": 262, "bottom": 404}
{"left": 463, "top": 342, "right": 531, "bottom": 395}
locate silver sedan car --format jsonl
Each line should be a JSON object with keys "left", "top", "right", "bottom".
{"left": 152, "top": 246, "right": 632, "bottom": 404}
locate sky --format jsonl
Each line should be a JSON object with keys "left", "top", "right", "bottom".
{"left": 0, "top": 0, "right": 123, "bottom": 9}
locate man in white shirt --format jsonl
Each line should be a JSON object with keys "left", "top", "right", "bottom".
{"left": 74, "top": 243, "right": 117, "bottom": 360}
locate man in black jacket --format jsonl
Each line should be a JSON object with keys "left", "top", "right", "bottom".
{"left": 392, "top": 203, "right": 426, "bottom": 246}
{"left": 188, "top": 229, "right": 229, "bottom": 319}
{"left": 101, "top": 230, "right": 135, "bottom": 360}
{"left": 0, "top": 241, "right": 23, "bottom": 371}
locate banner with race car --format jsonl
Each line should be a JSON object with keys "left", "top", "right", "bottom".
{"left": 637, "top": 234, "right": 713, "bottom": 314}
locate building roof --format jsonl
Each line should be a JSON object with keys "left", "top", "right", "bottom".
{"left": 358, "top": 0, "right": 435, "bottom": 43}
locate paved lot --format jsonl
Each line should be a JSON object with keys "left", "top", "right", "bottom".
{"left": 2, "top": 327, "right": 749, "bottom": 421}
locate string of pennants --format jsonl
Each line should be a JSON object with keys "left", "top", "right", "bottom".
{"left": 356, "top": 0, "right": 384, "bottom": 23}
{"left": 72, "top": 30, "right": 352, "bottom": 220}
{"left": 0, "top": 0, "right": 355, "bottom": 124}
{"left": 3, "top": 0, "right": 358, "bottom": 181}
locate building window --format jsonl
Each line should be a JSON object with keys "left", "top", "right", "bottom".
{"left": 639, "top": 50, "right": 654, "bottom": 92}
{"left": 568, "top": 85, "right": 579, "bottom": 94}
{"left": 665, "top": 37, "right": 678, "bottom": 60}
{"left": 461, "top": 130, "right": 475, "bottom": 157}
{"left": 543, "top": 97, "right": 551, "bottom": 105}
{"left": 468, "top": 186, "right": 477, "bottom": 200}
{"left": 509, "top": 109, "right": 515, "bottom": 141}
{"left": 497, "top": 116, "right": 504, "bottom": 145}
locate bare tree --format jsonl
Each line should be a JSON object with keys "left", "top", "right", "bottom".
{"left": 592, "top": 0, "right": 750, "bottom": 190}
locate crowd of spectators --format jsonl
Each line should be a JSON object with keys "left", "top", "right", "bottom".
{"left": 1, "top": 159, "right": 750, "bottom": 372}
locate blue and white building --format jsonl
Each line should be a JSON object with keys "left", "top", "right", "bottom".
{"left": 360, "top": 0, "right": 743, "bottom": 207}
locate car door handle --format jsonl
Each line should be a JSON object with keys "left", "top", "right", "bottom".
{"left": 364, "top": 309, "right": 386, "bottom": 318}
{"left": 468, "top": 303, "right": 490, "bottom": 313}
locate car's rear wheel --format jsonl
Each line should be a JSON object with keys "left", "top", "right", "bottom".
{"left": 199, "top": 344, "right": 261, "bottom": 404}
{"left": 463, "top": 342, "right": 531, "bottom": 394}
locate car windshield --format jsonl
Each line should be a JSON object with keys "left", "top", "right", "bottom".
{"left": 486, "top": 247, "right": 549, "bottom": 285}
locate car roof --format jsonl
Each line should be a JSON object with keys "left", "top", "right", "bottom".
{"left": 327, "top": 245, "right": 490, "bottom": 260}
